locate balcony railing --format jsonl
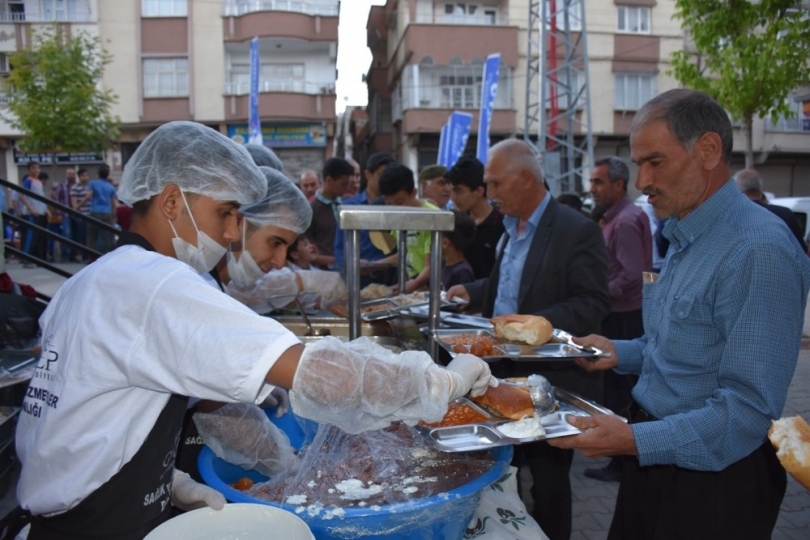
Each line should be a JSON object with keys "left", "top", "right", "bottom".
{"left": 414, "top": 13, "right": 504, "bottom": 26}
{"left": 224, "top": 79, "right": 335, "bottom": 96}
{"left": 0, "top": 11, "right": 94, "bottom": 23}
{"left": 222, "top": 0, "right": 338, "bottom": 17}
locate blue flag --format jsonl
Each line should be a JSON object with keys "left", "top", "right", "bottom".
{"left": 477, "top": 53, "right": 500, "bottom": 164}
{"left": 438, "top": 123, "right": 450, "bottom": 167}
{"left": 248, "top": 37, "right": 263, "bottom": 145}
{"left": 447, "top": 111, "right": 473, "bottom": 168}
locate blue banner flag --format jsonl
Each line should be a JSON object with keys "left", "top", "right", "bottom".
{"left": 447, "top": 111, "right": 473, "bottom": 168}
{"left": 248, "top": 37, "right": 263, "bottom": 145}
{"left": 477, "top": 53, "right": 500, "bottom": 164}
{"left": 438, "top": 123, "right": 450, "bottom": 167}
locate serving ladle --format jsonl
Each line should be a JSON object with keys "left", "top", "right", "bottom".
{"left": 294, "top": 298, "right": 331, "bottom": 337}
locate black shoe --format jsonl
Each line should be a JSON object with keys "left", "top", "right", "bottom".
{"left": 584, "top": 465, "right": 622, "bottom": 482}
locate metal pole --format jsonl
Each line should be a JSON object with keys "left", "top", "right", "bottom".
{"left": 398, "top": 231, "right": 408, "bottom": 291}
{"left": 346, "top": 229, "right": 361, "bottom": 340}
{"left": 428, "top": 230, "right": 444, "bottom": 360}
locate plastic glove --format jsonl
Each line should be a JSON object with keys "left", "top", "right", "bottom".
{"left": 261, "top": 387, "right": 290, "bottom": 418}
{"left": 194, "top": 403, "right": 298, "bottom": 477}
{"left": 171, "top": 469, "right": 226, "bottom": 512}
{"left": 446, "top": 354, "right": 497, "bottom": 400}
{"left": 225, "top": 268, "right": 300, "bottom": 313}
{"left": 296, "top": 270, "right": 348, "bottom": 302}
{"left": 290, "top": 336, "right": 454, "bottom": 434}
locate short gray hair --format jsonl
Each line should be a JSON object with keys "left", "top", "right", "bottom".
{"left": 734, "top": 168, "right": 763, "bottom": 195}
{"left": 631, "top": 89, "right": 733, "bottom": 163}
{"left": 594, "top": 156, "right": 630, "bottom": 192}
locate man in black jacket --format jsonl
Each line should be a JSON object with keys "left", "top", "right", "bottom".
{"left": 447, "top": 139, "right": 610, "bottom": 540}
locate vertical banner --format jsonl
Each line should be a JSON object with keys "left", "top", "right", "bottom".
{"left": 447, "top": 111, "right": 473, "bottom": 168}
{"left": 248, "top": 37, "right": 263, "bottom": 145}
{"left": 438, "top": 123, "right": 450, "bottom": 167}
{"left": 477, "top": 53, "right": 500, "bottom": 164}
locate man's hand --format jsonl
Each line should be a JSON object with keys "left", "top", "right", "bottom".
{"left": 572, "top": 334, "right": 619, "bottom": 372}
{"left": 547, "top": 414, "right": 637, "bottom": 458}
{"left": 445, "top": 285, "right": 470, "bottom": 306}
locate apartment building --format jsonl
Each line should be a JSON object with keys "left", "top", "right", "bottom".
{"left": 358, "top": 0, "right": 810, "bottom": 196}
{"left": 0, "top": 0, "right": 339, "bottom": 185}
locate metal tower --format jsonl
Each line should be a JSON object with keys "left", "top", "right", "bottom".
{"left": 524, "top": 0, "right": 594, "bottom": 195}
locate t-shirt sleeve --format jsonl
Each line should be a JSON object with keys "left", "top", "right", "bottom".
{"left": 124, "top": 265, "right": 302, "bottom": 403}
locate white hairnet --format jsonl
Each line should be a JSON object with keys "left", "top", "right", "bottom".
{"left": 245, "top": 143, "right": 284, "bottom": 172}
{"left": 240, "top": 166, "right": 312, "bottom": 233}
{"left": 118, "top": 121, "right": 267, "bottom": 206}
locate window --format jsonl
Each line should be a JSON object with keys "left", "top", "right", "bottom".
{"left": 41, "top": 0, "right": 77, "bottom": 21}
{"left": 439, "top": 70, "right": 482, "bottom": 109}
{"left": 0, "top": 54, "right": 9, "bottom": 75}
{"left": 617, "top": 5, "right": 651, "bottom": 34}
{"left": 544, "top": 68, "right": 584, "bottom": 110}
{"left": 768, "top": 98, "right": 810, "bottom": 132}
{"left": 614, "top": 73, "right": 656, "bottom": 111}
{"left": 143, "top": 58, "right": 188, "bottom": 98}
{"left": 442, "top": 3, "right": 497, "bottom": 25}
{"left": 6, "top": 0, "right": 25, "bottom": 21}
{"left": 142, "top": 0, "right": 186, "bottom": 17}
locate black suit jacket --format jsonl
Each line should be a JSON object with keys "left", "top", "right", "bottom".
{"left": 466, "top": 198, "right": 610, "bottom": 399}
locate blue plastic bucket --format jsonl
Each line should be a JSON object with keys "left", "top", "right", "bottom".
{"left": 198, "top": 410, "right": 512, "bottom": 540}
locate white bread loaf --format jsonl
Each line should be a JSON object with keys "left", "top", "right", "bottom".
{"left": 490, "top": 314, "right": 553, "bottom": 346}
{"left": 768, "top": 416, "right": 810, "bottom": 490}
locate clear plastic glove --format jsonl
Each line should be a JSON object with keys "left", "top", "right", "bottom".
{"left": 290, "top": 336, "right": 456, "bottom": 434}
{"left": 446, "top": 354, "right": 497, "bottom": 400}
{"left": 225, "top": 268, "right": 300, "bottom": 314}
{"left": 194, "top": 403, "right": 299, "bottom": 477}
{"left": 171, "top": 469, "right": 226, "bottom": 512}
{"left": 261, "top": 387, "right": 290, "bottom": 418}
{"left": 296, "top": 270, "right": 348, "bottom": 302}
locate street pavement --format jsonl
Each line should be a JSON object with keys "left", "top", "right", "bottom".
{"left": 5, "top": 259, "right": 810, "bottom": 538}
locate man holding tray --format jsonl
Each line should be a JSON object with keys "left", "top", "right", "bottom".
{"left": 550, "top": 89, "right": 810, "bottom": 540}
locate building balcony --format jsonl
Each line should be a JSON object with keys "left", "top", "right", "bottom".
{"left": 223, "top": 79, "right": 335, "bottom": 96}
{"left": 222, "top": 0, "right": 338, "bottom": 18}
{"left": 222, "top": 1, "right": 337, "bottom": 42}
{"left": 0, "top": 0, "right": 94, "bottom": 23}
{"left": 400, "top": 108, "right": 516, "bottom": 136}
{"left": 400, "top": 24, "right": 519, "bottom": 69}
{"left": 224, "top": 91, "right": 335, "bottom": 123}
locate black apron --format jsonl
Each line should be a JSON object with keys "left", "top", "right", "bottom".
{"left": 29, "top": 232, "right": 192, "bottom": 539}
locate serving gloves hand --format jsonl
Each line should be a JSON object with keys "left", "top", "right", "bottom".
{"left": 295, "top": 270, "right": 348, "bottom": 302}
{"left": 446, "top": 354, "right": 498, "bottom": 401}
{"left": 171, "top": 469, "right": 226, "bottom": 512}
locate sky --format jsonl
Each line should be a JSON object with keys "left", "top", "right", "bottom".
{"left": 336, "top": 0, "right": 385, "bottom": 113}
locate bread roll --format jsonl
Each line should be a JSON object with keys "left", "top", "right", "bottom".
{"left": 768, "top": 416, "right": 810, "bottom": 490}
{"left": 470, "top": 384, "right": 534, "bottom": 421}
{"left": 490, "top": 314, "right": 553, "bottom": 346}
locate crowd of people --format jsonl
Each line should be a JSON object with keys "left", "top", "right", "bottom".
{"left": 4, "top": 88, "right": 810, "bottom": 540}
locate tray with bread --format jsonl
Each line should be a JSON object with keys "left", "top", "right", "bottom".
{"left": 433, "top": 314, "right": 608, "bottom": 360}
{"left": 416, "top": 383, "right": 623, "bottom": 452}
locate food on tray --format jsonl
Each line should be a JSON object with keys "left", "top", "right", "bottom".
{"left": 360, "top": 283, "right": 393, "bottom": 300}
{"left": 420, "top": 403, "right": 489, "bottom": 428}
{"left": 360, "top": 302, "right": 394, "bottom": 314}
{"left": 490, "top": 314, "right": 553, "bottom": 345}
{"left": 391, "top": 292, "right": 428, "bottom": 306}
{"left": 444, "top": 334, "right": 499, "bottom": 357}
{"left": 469, "top": 384, "right": 534, "bottom": 420}
{"left": 328, "top": 302, "right": 349, "bottom": 318}
{"left": 769, "top": 416, "right": 810, "bottom": 490}
{"left": 496, "top": 416, "right": 546, "bottom": 439}
{"left": 248, "top": 423, "right": 493, "bottom": 507}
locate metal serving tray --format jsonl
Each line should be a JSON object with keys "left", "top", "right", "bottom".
{"left": 406, "top": 306, "right": 493, "bottom": 329}
{"left": 416, "top": 387, "right": 625, "bottom": 453}
{"left": 433, "top": 329, "right": 603, "bottom": 361}
{"left": 359, "top": 298, "right": 401, "bottom": 321}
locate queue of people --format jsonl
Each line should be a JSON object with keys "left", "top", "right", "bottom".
{"left": 9, "top": 88, "right": 810, "bottom": 540}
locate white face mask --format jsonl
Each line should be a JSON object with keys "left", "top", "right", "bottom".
{"left": 226, "top": 222, "right": 267, "bottom": 287}
{"left": 168, "top": 191, "right": 228, "bottom": 274}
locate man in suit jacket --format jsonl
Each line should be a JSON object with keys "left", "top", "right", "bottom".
{"left": 447, "top": 139, "right": 610, "bottom": 540}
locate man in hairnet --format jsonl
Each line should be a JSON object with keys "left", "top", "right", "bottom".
{"left": 15, "top": 121, "right": 495, "bottom": 539}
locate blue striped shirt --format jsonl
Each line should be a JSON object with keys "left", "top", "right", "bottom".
{"left": 614, "top": 179, "right": 810, "bottom": 471}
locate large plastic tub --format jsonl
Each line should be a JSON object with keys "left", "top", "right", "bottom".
{"left": 198, "top": 410, "right": 512, "bottom": 540}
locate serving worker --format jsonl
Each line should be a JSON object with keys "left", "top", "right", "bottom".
{"left": 15, "top": 121, "right": 495, "bottom": 539}
{"left": 549, "top": 89, "right": 810, "bottom": 539}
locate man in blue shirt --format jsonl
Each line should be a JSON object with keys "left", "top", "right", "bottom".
{"left": 551, "top": 89, "right": 810, "bottom": 540}
{"left": 80, "top": 164, "right": 118, "bottom": 255}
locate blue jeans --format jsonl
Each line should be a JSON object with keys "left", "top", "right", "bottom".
{"left": 47, "top": 222, "right": 63, "bottom": 259}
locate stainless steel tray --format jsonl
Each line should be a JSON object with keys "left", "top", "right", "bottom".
{"left": 407, "top": 306, "right": 493, "bottom": 328}
{"left": 416, "top": 387, "right": 625, "bottom": 453}
{"left": 359, "top": 298, "right": 401, "bottom": 321}
{"left": 433, "top": 329, "right": 603, "bottom": 361}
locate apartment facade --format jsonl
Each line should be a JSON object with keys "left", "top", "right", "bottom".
{"left": 0, "top": 0, "right": 339, "bottom": 186}
{"left": 358, "top": 0, "right": 810, "bottom": 196}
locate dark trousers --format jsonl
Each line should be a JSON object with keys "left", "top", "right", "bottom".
{"left": 22, "top": 214, "right": 48, "bottom": 260}
{"left": 609, "top": 440, "right": 786, "bottom": 539}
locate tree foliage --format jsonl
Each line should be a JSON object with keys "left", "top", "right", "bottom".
{"left": 3, "top": 25, "right": 119, "bottom": 153}
{"left": 669, "top": 0, "right": 810, "bottom": 167}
